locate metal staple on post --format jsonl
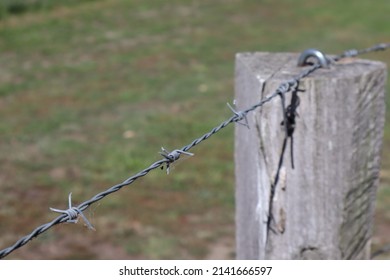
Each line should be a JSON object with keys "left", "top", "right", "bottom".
{"left": 0, "top": 43, "right": 389, "bottom": 259}
{"left": 297, "top": 48, "right": 330, "bottom": 68}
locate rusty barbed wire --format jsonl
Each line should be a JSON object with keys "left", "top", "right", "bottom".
{"left": 0, "top": 43, "right": 389, "bottom": 259}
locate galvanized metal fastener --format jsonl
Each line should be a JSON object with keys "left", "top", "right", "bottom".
{"left": 297, "top": 49, "right": 330, "bottom": 68}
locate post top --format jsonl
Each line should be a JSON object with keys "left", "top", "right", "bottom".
{"left": 235, "top": 52, "right": 387, "bottom": 82}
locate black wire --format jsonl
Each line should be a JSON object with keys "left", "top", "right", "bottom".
{"left": 266, "top": 82, "right": 302, "bottom": 241}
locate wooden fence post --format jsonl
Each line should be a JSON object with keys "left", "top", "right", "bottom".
{"left": 234, "top": 52, "right": 387, "bottom": 259}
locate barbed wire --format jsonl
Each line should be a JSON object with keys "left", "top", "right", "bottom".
{"left": 372, "top": 244, "right": 390, "bottom": 259}
{"left": 0, "top": 43, "right": 389, "bottom": 259}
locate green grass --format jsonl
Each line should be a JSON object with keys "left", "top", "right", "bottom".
{"left": 0, "top": 0, "right": 389, "bottom": 259}
{"left": 0, "top": 0, "right": 98, "bottom": 19}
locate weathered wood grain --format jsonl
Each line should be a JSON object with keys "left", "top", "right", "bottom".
{"left": 234, "top": 52, "right": 387, "bottom": 259}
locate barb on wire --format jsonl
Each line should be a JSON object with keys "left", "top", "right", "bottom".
{"left": 0, "top": 42, "right": 389, "bottom": 259}
{"left": 159, "top": 147, "right": 194, "bottom": 174}
{"left": 227, "top": 100, "right": 250, "bottom": 129}
{"left": 50, "top": 193, "right": 95, "bottom": 231}
{"left": 339, "top": 43, "right": 390, "bottom": 60}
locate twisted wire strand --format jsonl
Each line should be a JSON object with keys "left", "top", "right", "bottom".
{"left": 336, "top": 43, "right": 390, "bottom": 60}
{"left": 372, "top": 244, "right": 390, "bottom": 259}
{"left": 0, "top": 43, "right": 389, "bottom": 259}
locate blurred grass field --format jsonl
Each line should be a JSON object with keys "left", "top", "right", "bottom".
{"left": 0, "top": 0, "right": 389, "bottom": 259}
